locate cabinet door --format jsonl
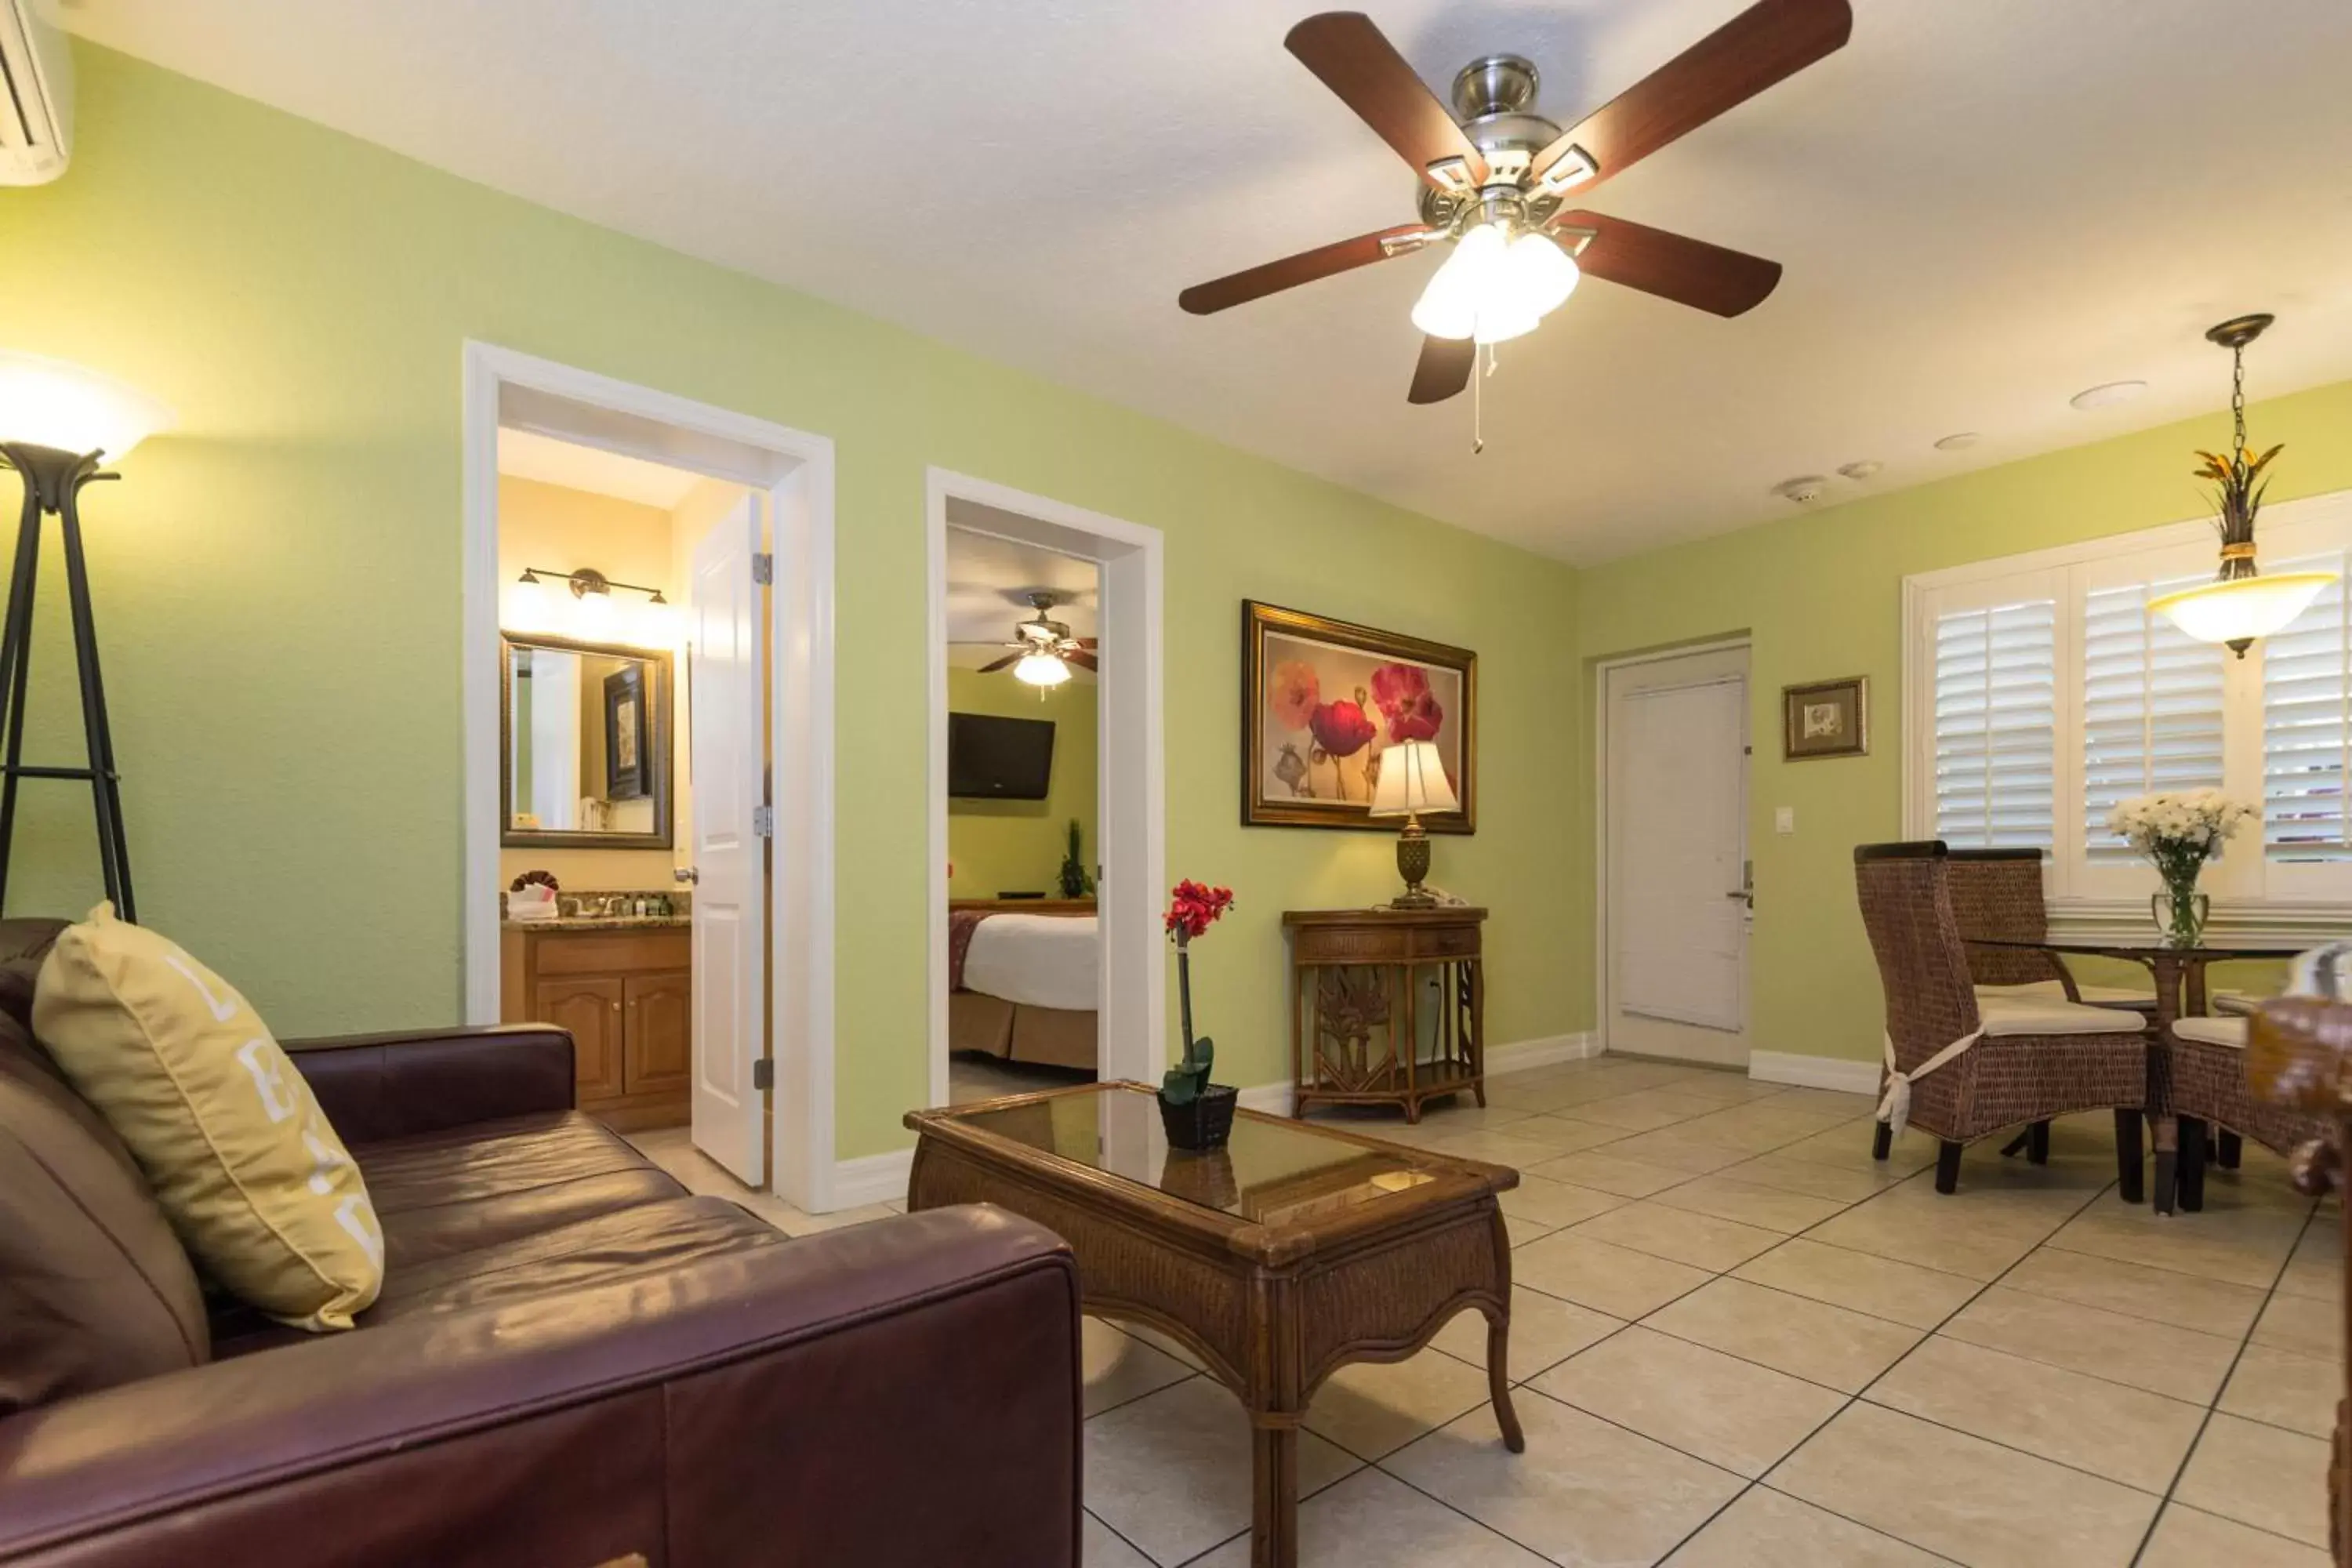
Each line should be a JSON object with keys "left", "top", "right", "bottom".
{"left": 625, "top": 971, "right": 692, "bottom": 1095}
{"left": 536, "top": 975, "right": 626, "bottom": 1103}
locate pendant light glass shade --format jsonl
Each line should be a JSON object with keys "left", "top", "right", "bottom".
{"left": 1410, "top": 224, "right": 1580, "bottom": 345}
{"left": 503, "top": 572, "right": 553, "bottom": 634}
{"left": 2151, "top": 572, "right": 2336, "bottom": 647}
{"left": 1013, "top": 652, "right": 1072, "bottom": 688}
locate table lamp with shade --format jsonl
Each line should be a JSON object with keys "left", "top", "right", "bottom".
{"left": 0, "top": 351, "right": 175, "bottom": 922}
{"left": 1370, "top": 739, "right": 1458, "bottom": 909}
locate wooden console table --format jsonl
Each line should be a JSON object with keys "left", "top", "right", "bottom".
{"left": 1283, "top": 906, "right": 1486, "bottom": 1122}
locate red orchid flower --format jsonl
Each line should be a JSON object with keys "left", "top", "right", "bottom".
{"left": 1164, "top": 879, "right": 1235, "bottom": 942}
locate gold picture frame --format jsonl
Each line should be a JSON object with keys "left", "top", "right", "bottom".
{"left": 1782, "top": 675, "right": 1868, "bottom": 760}
{"left": 1241, "top": 601, "right": 1475, "bottom": 833}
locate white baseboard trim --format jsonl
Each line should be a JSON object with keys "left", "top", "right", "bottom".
{"left": 1487, "top": 1031, "right": 1602, "bottom": 1074}
{"left": 1746, "top": 1050, "right": 1881, "bottom": 1096}
{"left": 827, "top": 1147, "right": 914, "bottom": 1210}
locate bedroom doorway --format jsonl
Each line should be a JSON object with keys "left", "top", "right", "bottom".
{"left": 925, "top": 471, "right": 1164, "bottom": 1107}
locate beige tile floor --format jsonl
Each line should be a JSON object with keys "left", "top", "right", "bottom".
{"left": 633, "top": 1054, "right": 2342, "bottom": 1567}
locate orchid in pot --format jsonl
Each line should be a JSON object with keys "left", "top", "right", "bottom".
{"left": 1160, "top": 879, "right": 1236, "bottom": 1149}
{"left": 2106, "top": 789, "right": 2257, "bottom": 949}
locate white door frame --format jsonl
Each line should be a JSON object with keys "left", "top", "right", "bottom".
{"left": 459, "top": 341, "right": 838, "bottom": 1210}
{"left": 1591, "top": 637, "right": 1752, "bottom": 1060}
{"left": 924, "top": 469, "right": 1166, "bottom": 1102}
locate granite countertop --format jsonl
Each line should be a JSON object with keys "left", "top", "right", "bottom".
{"left": 501, "top": 914, "right": 693, "bottom": 933}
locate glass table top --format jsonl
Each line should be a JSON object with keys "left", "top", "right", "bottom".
{"left": 952, "top": 1084, "right": 1448, "bottom": 1225}
{"left": 1966, "top": 937, "right": 2309, "bottom": 961}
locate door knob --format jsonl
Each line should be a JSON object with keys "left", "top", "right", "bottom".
{"left": 674, "top": 866, "right": 699, "bottom": 885}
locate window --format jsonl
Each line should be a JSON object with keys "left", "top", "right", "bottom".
{"left": 1904, "top": 487, "right": 2352, "bottom": 920}
{"left": 1932, "top": 597, "right": 2055, "bottom": 849}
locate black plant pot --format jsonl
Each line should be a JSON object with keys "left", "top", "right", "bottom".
{"left": 1158, "top": 1083, "right": 1238, "bottom": 1151}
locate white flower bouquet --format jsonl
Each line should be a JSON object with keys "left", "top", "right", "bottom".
{"left": 2105, "top": 789, "right": 2257, "bottom": 947}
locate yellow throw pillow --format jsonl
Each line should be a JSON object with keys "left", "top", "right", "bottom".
{"left": 32, "top": 904, "right": 383, "bottom": 1330}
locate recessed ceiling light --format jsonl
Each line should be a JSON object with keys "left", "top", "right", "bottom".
{"left": 1773, "top": 475, "right": 1830, "bottom": 504}
{"left": 1838, "top": 460, "right": 1882, "bottom": 480}
{"left": 2071, "top": 379, "right": 2148, "bottom": 411}
{"left": 1933, "top": 432, "right": 1980, "bottom": 452}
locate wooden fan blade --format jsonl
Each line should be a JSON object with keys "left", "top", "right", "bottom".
{"left": 1180, "top": 224, "right": 1429, "bottom": 315}
{"left": 1285, "top": 13, "right": 1489, "bottom": 191}
{"left": 1554, "top": 212, "right": 1782, "bottom": 317}
{"left": 1073, "top": 637, "right": 1098, "bottom": 648}
{"left": 1529, "top": 0, "right": 1851, "bottom": 197}
{"left": 1407, "top": 336, "right": 1475, "bottom": 405}
{"left": 1067, "top": 651, "right": 1099, "bottom": 673}
{"left": 976, "top": 653, "right": 1022, "bottom": 673}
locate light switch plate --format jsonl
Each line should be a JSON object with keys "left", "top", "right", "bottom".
{"left": 1774, "top": 806, "right": 1795, "bottom": 835}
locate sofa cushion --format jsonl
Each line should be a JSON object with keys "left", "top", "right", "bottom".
{"left": 362, "top": 1194, "right": 789, "bottom": 1323}
{"left": 33, "top": 905, "right": 383, "bottom": 1330}
{"left": 358, "top": 1111, "right": 688, "bottom": 1269}
{"left": 0, "top": 1010, "right": 209, "bottom": 1414}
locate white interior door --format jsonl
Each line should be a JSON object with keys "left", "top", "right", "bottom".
{"left": 1605, "top": 646, "right": 1751, "bottom": 1066}
{"left": 687, "top": 495, "right": 767, "bottom": 1184}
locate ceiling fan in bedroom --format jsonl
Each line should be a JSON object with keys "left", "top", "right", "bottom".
{"left": 954, "top": 592, "right": 1098, "bottom": 688}
{"left": 1178, "top": 0, "right": 1853, "bottom": 414}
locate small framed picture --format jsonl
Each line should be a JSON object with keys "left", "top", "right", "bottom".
{"left": 1782, "top": 676, "right": 1868, "bottom": 760}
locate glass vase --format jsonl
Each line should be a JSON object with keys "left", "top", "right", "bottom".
{"left": 2151, "top": 880, "right": 2209, "bottom": 950}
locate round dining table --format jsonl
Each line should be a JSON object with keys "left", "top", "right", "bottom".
{"left": 1965, "top": 935, "right": 2304, "bottom": 1214}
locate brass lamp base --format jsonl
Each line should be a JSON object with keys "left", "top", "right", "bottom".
{"left": 1392, "top": 813, "right": 1436, "bottom": 909}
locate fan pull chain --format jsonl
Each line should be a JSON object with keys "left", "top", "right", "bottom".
{"left": 1472, "top": 342, "right": 1493, "bottom": 456}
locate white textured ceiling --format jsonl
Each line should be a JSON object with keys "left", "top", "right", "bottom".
{"left": 63, "top": 0, "right": 2352, "bottom": 562}
{"left": 495, "top": 428, "right": 705, "bottom": 509}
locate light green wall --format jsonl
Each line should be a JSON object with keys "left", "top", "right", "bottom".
{"left": 0, "top": 46, "right": 1587, "bottom": 1160}
{"left": 946, "top": 668, "right": 1097, "bottom": 900}
{"left": 1573, "top": 377, "right": 2352, "bottom": 1063}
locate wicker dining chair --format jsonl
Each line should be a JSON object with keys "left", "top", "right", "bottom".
{"left": 2162, "top": 1014, "right": 2331, "bottom": 1210}
{"left": 1946, "top": 848, "right": 2155, "bottom": 1011}
{"left": 1856, "top": 842, "right": 2151, "bottom": 1195}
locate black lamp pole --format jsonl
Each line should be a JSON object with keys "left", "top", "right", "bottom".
{"left": 0, "top": 441, "right": 135, "bottom": 922}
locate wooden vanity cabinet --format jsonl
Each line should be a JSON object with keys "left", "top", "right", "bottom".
{"left": 501, "top": 925, "right": 691, "bottom": 1129}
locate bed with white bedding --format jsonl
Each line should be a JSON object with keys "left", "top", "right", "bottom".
{"left": 948, "top": 909, "right": 1098, "bottom": 1070}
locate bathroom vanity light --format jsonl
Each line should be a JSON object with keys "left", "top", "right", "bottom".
{"left": 506, "top": 566, "right": 676, "bottom": 649}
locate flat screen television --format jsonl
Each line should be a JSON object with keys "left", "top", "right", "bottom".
{"left": 948, "top": 712, "right": 1055, "bottom": 800}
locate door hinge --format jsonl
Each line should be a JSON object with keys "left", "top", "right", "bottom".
{"left": 751, "top": 552, "right": 774, "bottom": 586}
{"left": 753, "top": 804, "right": 775, "bottom": 838}
{"left": 752, "top": 1058, "right": 774, "bottom": 1091}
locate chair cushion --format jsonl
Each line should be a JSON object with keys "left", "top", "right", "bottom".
{"left": 1976, "top": 980, "right": 2154, "bottom": 1008}
{"left": 2173, "top": 1015, "right": 2247, "bottom": 1048}
{"left": 0, "top": 1010, "right": 210, "bottom": 1414}
{"left": 358, "top": 1111, "right": 688, "bottom": 1269}
{"left": 32, "top": 905, "right": 383, "bottom": 1331}
{"left": 2210, "top": 989, "right": 2267, "bottom": 1016}
{"left": 1976, "top": 994, "right": 2149, "bottom": 1036}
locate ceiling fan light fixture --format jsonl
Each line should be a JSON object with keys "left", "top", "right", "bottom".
{"left": 1013, "top": 652, "right": 1073, "bottom": 688}
{"left": 1409, "top": 223, "right": 1577, "bottom": 344}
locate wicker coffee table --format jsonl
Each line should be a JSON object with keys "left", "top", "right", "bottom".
{"left": 905, "top": 1082, "right": 1523, "bottom": 1567}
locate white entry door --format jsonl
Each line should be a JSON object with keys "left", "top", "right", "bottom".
{"left": 1604, "top": 645, "right": 1751, "bottom": 1066}
{"left": 687, "top": 495, "right": 767, "bottom": 1184}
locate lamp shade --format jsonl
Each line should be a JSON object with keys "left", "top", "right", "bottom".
{"left": 2151, "top": 572, "right": 2336, "bottom": 647}
{"left": 1013, "top": 652, "right": 1072, "bottom": 688}
{"left": 1370, "top": 740, "right": 1458, "bottom": 817}
{"left": 0, "top": 352, "right": 174, "bottom": 460}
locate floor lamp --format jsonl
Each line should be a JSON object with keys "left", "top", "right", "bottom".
{"left": 0, "top": 354, "right": 172, "bottom": 923}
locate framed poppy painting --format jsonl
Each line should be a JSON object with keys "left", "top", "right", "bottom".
{"left": 1242, "top": 601, "right": 1475, "bottom": 833}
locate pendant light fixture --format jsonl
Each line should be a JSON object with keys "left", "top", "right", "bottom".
{"left": 2151, "top": 314, "right": 2334, "bottom": 658}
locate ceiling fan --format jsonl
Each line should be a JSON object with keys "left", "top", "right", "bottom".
{"left": 955, "top": 592, "right": 1098, "bottom": 687}
{"left": 1178, "top": 0, "right": 1853, "bottom": 405}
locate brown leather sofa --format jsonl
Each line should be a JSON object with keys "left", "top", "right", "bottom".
{"left": 0, "top": 919, "right": 1081, "bottom": 1566}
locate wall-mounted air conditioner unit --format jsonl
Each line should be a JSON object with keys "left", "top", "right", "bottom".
{"left": 0, "top": 0, "right": 71, "bottom": 186}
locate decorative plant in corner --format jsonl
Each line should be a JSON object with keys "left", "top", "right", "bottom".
{"left": 1058, "top": 818, "right": 1094, "bottom": 899}
{"left": 1159, "top": 879, "right": 1237, "bottom": 1150}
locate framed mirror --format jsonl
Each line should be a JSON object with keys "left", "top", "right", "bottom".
{"left": 500, "top": 634, "right": 673, "bottom": 849}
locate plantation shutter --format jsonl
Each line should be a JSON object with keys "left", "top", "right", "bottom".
{"left": 2262, "top": 549, "right": 2352, "bottom": 862}
{"left": 2080, "top": 576, "right": 2227, "bottom": 859}
{"left": 1933, "top": 597, "right": 2057, "bottom": 848}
